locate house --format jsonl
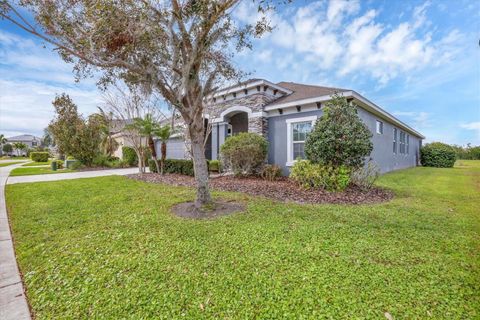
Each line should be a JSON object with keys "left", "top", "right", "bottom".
{"left": 155, "top": 79, "right": 424, "bottom": 174}
{"left": 5, "top": 134, "right": 43, "bottom": 156}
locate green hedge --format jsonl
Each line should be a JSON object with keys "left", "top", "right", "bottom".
{"left": 122, "top": 147, "right": 137, "bottom": 166}
{"left": 149, "top": 159, "right": 195, "bottom": 176}
{"left": 420, "top": 142, "right": 456, "bottom": 168}
{"left": 30, "top": 152, "right": 49, "bottom": 162}
{"left": 208, "top": 160, "right": 221, "bottom": 172}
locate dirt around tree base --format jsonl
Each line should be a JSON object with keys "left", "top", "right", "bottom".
{"left": 172, "top": 200, "right": 245, "bottom": 219}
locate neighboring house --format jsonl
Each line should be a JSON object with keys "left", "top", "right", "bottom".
{"left": 6, "top": 134, "right": 43, "bottom": 156}
{"left": 156, "top": 79, "right": 424, "bottom": 174}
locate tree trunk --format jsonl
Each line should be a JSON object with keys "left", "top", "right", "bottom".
{"left": 189, "top": 126, "right": 212, "bottom": 207}
{"left": 161, "top": 141, "right": 166, "bottom": 175}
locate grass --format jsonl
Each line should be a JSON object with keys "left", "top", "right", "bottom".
{"left": 0, "top": 161, "right": 25, "bottom": 167}
{"left": 22, "top": 160, "right": 52, "bottom": 167}
{"left": 9, "top": 167, "right": 74, "bottom": 176}
{"left": 6, "top": 161, "right": 480, "bottom": 319}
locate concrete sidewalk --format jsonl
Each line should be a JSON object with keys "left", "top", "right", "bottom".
{"left": 7, "top": 167, "right": 144, "bottom": 185}
{"left": 0, "top": 163, "right": 31, "bottom": 320}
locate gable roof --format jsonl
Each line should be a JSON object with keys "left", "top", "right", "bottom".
{"left": 266, "top": 82, "right": 349, "bottom": 107}
{"left": 7, "top": 134, "right": 42, "bottom": 142}
{"left": 264, "top": 81, "right": 424, "bottom": 139}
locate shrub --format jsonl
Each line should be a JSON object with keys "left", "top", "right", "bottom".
{"left": 122, "top": 147, "right": 138, "bottom": 166}
{"left": 30, "top": 152, "right": 49, "bottom": 162}
{"left": 93, "top": 154, "right": 111, "bottom": 167}
{"left": 261, "top": 164, "right": 282, "bottom": 181}
{"left": 208, "top": 160, "right": 221, "bottom": 172}
{"left": 52, "top": 159, "right": 64, "bottom": 169}
{"left": 305, "top": 94, "right": 373, "bottom": 169}
{"left": 290, "top": 160, "right": 351, "bottom": 192}
{"left": 420, "top": 142, "right": 456, "bottom": 168}
{"left": 2, "top": 143, "right": 13, "bottom": 154}
{"left": 69, "top": 161, "right": 83, "bottom": 170}
{"left": 220, "top": 132, "right": 268, "bottom": 176}
{"left": 67, "top": 156, "right": 75, "bottom": 160}
{"left": 149, "top": 159, "right": 195, "bottom": 176}
{"left": 351, "top": 161, "right": 380, "bottom": 190}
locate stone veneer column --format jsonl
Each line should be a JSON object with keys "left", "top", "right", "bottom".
{"left": 248, "top": 116, "right": 268, "bottom": 137}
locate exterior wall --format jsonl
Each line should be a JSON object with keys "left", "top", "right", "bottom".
{"left": 268, "top": 107, "right": 422, "bottom": 175}
{"left": 268, "top": 110, "right": 323, "bottom": 175}
{"left": 357, "top": 108, "right": 421, "bottom": 173}
{"left": 155, "top": 138, "right": 189, "bottom": 160}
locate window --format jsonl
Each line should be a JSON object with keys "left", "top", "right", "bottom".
{"left": 286, "top": 116, "right": 317, "bottom": 165}
{"left": 406, "top": 135, "right": 410, "bottom": 155}
{"left": 393, "top": 128, "right": 397, "bottom": 154}
{"left": 376, "top": 120, "right": 384, "bottom": 134}
{"left": 399, "top": 131, "right": 406, "bottom": 154}
{"left": 292, "top": 121, "right": 312, "bottom": 159}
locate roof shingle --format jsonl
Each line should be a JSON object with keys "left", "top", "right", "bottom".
{"left": 266, "top": 82, "right": 350, "bottom": 107}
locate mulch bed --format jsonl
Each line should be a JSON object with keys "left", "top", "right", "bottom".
{"left": 127, "top": 173, "right": 393, "bottom": 205}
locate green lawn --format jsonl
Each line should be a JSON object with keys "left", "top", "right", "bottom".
{"left": 22, "top": 160, "right": 52, "bottom": 167}
{"left": 9, "top": 166, "right": 74, "bottom": 176}
{"left": 6, "top": 161, "right": 479, "bottom": 319}
{"left": 0, "top": 161, "right": 25, "bottom": 167}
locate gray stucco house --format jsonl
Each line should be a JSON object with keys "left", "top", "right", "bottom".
{"left": 4, "top": 134, "right": 43, "bottom": 156}
{"left": 156, "top": 79, "right": 424, "bottom": 174}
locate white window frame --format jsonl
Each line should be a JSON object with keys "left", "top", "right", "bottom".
{"left": 376, "top": 120, "right": 384, "bottom": 134}
{"left": 286, "top": 116, "right": 317, "bottom": 166}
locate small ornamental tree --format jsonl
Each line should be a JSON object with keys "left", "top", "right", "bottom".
{"left": 305, "top": 94, "right": 373, "bottom": 169}
{"left": 420, "top": 142, "right": 456, "bottom": 168}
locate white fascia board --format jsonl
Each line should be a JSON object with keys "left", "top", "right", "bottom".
{"left": 264, "top": 90, "right": 424, "bottom": 139}
{"left": 212, "top": 80, "right": 292, "bottom": 98}
{"left": 264, "top": 91, "right": 353, "bottom": 111}
{"left": 351, "top": 91, "right": 425, "bottom": 139}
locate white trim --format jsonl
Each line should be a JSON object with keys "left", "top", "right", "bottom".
{"left": 265, "top": 90, "right": 424, "bottom": 139}
{"left": 286, "top": 116, "right": 317, "bottom": 166}
{"left": 351, "top": 91, "right": 424, "bottom": 139}
{"left": 250, "top": 111, "right": 268, "bottom": 118}
{"left": 219, "top": 105, "right": 253, "bottom": 119}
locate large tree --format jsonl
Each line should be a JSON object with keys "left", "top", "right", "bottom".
{"left": 48, "top": 93, "right": 102, "bottom": 165}
{"left": 0, "top": 0, "right": 276, "bottom": 207}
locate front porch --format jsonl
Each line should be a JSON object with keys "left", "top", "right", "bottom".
{"left": 208, "top": 106, "right": 266, "bottom": 160}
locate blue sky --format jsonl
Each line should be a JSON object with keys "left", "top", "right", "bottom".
{"left": 0, "top": 0, "right": 479, "bottom": 145}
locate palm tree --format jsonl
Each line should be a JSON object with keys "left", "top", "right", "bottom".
{"left": 154, "top": 125, "right": 171, "bottom": 175}
{"left": 0, "top": 134, "right": 7, "bottom": 145}
{"left": 12, "top": 142, "right": 27, "bottom": 156}
{"left": 127, "top": 114, "right": 160, "bottom": 173}
{"left": 96, "top": 108, "right": 119, "bottom": 157}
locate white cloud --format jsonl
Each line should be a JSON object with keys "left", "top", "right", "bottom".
{"left": 393, "top": 111, "right": 432, "bottom": 129}
{"left": 460, "top": 122, "right": 480, "bottom": 131}
{"left": 0, "top": 30, "right": 101, "bottom": 137}
{"left": 244, "top": 0, "right": 463, "bottom": 86}
{"left": 0, "top": 79, "right": 101, "bottom": 137}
